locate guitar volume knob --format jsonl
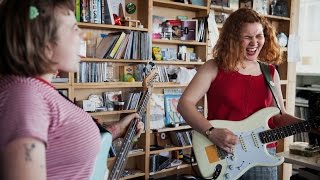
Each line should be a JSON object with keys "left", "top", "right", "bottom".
{"left": 228, "top": 165, "right": 234, "bottom": 170}
{"left": 225, "top": 173, "right": 230, "bottom": 179}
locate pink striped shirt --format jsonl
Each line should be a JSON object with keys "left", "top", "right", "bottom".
{"left": 0, "top": 75, "right": 100, "bottom": 180}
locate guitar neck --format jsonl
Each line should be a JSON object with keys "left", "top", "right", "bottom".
{"left": 259, "top": 119, "right": 319, "bottom": 144}
{"left": 108, "top": 90, "right": 151, "bottom": 180}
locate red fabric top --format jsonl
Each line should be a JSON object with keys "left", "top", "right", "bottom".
{"left": 207, "top": 64, "right": 277, "bottom": 147}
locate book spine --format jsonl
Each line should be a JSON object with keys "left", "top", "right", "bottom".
{"left": 90, "top": 0, "right": 99, "bottom": 23}
{"left": 80, "top": 0, "right": 90, "bottom": 22}
{"left": 75, "top": 0, "right": 81, "bottom": 22}
{"left": 101, "top": 0, "right": 105, "bottom": 24}
{"left": 107, "top": 32, "right": 126, "bottom": 59}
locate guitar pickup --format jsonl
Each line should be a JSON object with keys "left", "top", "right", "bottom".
{"left": 239, "top": 135, "right": 247, "bottom": 152}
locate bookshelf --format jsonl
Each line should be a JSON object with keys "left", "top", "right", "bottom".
{"left": 52, "top": 0, "right": 299, "bottom": 179}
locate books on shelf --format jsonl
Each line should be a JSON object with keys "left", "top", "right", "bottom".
{"left": 52, "top": 77, "right": 68, "bottom": 83}
{"left": 150, "top": 94, "right": 166, "bottom": 130}
{"left": 93, "top": 31, "right": 151, "bottom": 60}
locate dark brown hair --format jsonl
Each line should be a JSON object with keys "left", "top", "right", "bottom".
{"left": 213, "top": 8, "right": 282, "bottom": 71}
{"left": 0, "top": 0, "right": 75, "bottom": 76}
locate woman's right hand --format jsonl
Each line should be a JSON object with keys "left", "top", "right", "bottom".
{"left": 207, "top": 128, "right": 239, "bottom": 154}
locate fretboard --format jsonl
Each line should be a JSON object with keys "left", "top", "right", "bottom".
{"left": 259, "top": 119, "right": 319, "bottom": 144}
{"left": 108, "top": 90, "right": 150, "bottom": 180}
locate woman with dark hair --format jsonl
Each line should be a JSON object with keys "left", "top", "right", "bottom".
{"left": 0, "top": 1, "right": 143, "bottom": 179}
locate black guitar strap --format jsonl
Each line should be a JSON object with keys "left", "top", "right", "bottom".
{"left": 258, "top": 61, "right": 281, "bottom": 113}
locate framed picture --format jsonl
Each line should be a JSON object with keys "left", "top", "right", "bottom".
{"left": 239, "top": 0, "right": 253, "bottom": 9}
{"left": 164, "top": 94, "right": 185, "bottom": 126}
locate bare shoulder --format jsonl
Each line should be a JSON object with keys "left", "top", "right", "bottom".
{"left": 197, "top": 59, "right": 219, "bottom": 78}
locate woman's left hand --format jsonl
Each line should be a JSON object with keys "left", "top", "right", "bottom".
{"left": 118, "top": 113, "right": 144, "bottom": 139}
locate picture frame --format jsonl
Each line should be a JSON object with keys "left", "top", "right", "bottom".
{"left": 164, "top": 94, "right": 185, "bottom": 126}
{"left": 239, "top": 0, "right": 253, "bottom": 9}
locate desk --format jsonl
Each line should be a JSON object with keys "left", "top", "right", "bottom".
{"left": 278, "top": 151, "right": 320, "bottom": 171}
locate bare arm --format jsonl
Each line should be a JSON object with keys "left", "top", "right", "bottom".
{"left": 271, "top": 69, "right": 302, "bottom": 126}
{"left": 1, "top": 138, "right": 46, "bottom": 180}
{"left": 177, "top": 60, "right": 238, "bottom": 153}
{"left": 177, "top": 60, "right": 217, "bottom": 134}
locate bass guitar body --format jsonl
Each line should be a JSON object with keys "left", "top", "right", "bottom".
{"left": 90, "top": 132, "right": 113, "bottom": 180}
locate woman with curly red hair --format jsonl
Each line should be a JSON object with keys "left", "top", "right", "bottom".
{"left": 178, "top": 8, "right": 302, "bottom": 179}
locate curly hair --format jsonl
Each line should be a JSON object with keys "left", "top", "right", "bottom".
{"left": 213, "top": 8, "right": 282, "bottom": 71}
{"left": 0, "top": 0, "right": 75, "bottom": 76}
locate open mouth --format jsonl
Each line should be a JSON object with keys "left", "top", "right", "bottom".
{"left": 246, "top": 47, "right": 258, "bottom": 56}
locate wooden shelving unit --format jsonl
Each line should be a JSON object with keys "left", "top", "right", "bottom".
{"left": 153, "top": 0, "right": 208, "bottom": 11}
{"left": 152, "top": 39, "right": 207, "bottom": 46}
{"left": 52, "top": 0, "right": 298, "bottom": 179}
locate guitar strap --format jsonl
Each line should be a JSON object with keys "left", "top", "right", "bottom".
{"left": 258, "top": 61, "right": 281, "bottom": 113}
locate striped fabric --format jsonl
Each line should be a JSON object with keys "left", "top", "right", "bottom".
{"left": 0, "top": 75, "right": 101, "bottom": 180}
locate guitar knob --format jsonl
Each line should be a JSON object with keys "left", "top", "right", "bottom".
{"left": 225, "top": 173, "right": 230, "bottom": 179}
{"left": 230, "top": 155, "right": 235, "bottom": 161}
{"left": 228, "top": 165, "right": 234, "bottom": 170}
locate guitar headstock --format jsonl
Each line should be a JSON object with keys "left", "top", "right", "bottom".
{"left": 142, "top": 61, "right": 157, "bottom": 90}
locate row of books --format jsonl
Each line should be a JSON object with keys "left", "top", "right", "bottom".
{"left": 77, "top": 62, "right": 147, "bottom": 83}
{"left": 78, "top": 62, "right": 112, "bottom": 83}
{"left": 169, "top": 130, "right": 193, "bottom": 147}
{"left": 123, "top": 91, "right": 143, "bottom": 111}
{"left": 96, "top": 31, "right": 151, "bottom": 60}
{"left": 156, "top": 66, "right": 170, "bottom": 83}
{"left": 75, "top": 0, "right": 123, "bottom": 24}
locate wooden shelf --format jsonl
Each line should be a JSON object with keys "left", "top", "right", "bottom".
{"left": 53, "top": 83, "right": 71, "bottom": 89}
{"left": 108, "top": 151, "right": 145, "bottom": 162}
{"left": 78, "top": 22, "right": 148, "bottom": 32}
{"left": 210, "top": 5, "right": 235, "bottom": 13}
{"left": 153, "top": 125, "right": 191, "bottom": 133}
{"left": 121, "top": 172, "right": 145, "bottom": 180}
{"left": 153, "top": 60, "right": 204, "bottom": 65}
{"left": 295, "top": 103, "right": 308, "bottom": 108}
{"left": 153, "top": 0, "right": 208, "bottom": 11}
{"left": 280, "top": 80, "right": 288, "bottom": 85}
{"left": 80, "top": 58, "right": 204, "bottom": 65}
{"left": 297, "top": 72, "right": 320, "bottom": 77}
{"left": 149, "top": 163, "right": 197, "bottom": 176}
{"left": 296, "top": 86, "right": 320, "bottom": 92}
{"left": 72, "top": 82, "right": 143, "bottom": 88}
{"left": 152, "top": 39, "right": 207, "bottom": 46}
{"left": 153, "top": 82, "right": 189, "bottom": 88}
{"left": 89, "top": 110, "right": 136, "bottom": 116}
{"left": 210, "top": 5, "right": 290, "bottom": 21}
{"left": 150, "top": 145, "right": 192, "bottom": 154}
{"left": 81, "top": 58, "right": 149, "bottom": 63}
{"left": 263, "top": 14, "right": 290, "bottom": 21}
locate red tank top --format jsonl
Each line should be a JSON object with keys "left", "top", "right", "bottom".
{"left": 207, "top": 64, "right": 276, "bottom": 129}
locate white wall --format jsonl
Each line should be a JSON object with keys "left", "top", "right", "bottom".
{"left": 296, "top": 0, "right": 320, "bottom": 74}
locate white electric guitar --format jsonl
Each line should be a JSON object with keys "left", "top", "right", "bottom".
{"left": 193, "top": 107, "right": 320, "bottom": 180}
